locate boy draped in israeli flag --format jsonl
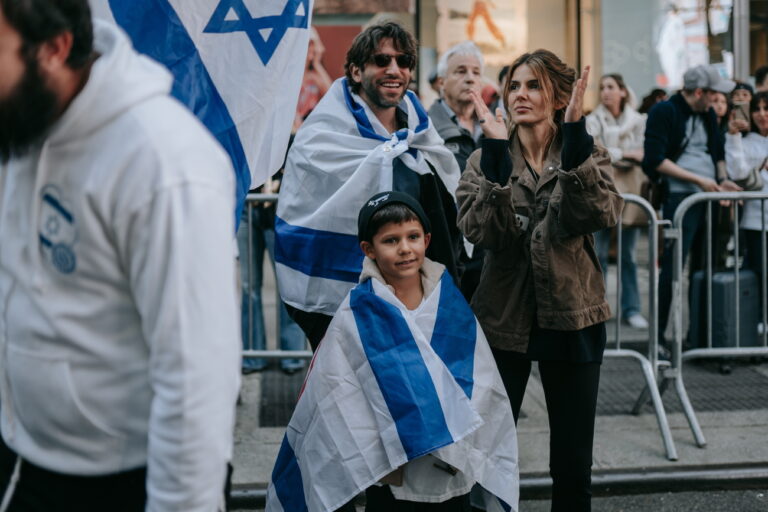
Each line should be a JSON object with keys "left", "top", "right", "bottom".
{"left": 275, "top": 22, "right": 463, "bottom": 349}
{"left": 267, "top": 192, "right": 518, "bottom": 512}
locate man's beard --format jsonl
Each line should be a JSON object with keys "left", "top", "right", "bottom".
{"left": 360, "top": 75, "right": 404, "bottom": 110}
{"left": 0, "top": 52, "right": 59, "bottom": 163}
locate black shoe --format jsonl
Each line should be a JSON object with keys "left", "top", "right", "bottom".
{"left": 281, "top": 366, "right": 305, "bottom": 376}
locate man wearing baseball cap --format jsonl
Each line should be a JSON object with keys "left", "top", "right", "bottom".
{"left": 642, "top": 64, "right": 742, "bottom": 354}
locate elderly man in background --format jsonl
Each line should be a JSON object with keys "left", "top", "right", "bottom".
{"left": 428, "top": 41, "right": 487, "bottom": 300}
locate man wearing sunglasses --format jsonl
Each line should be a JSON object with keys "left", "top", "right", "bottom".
{"left": 276, "top": 22, "right": 463, "bottom": 351}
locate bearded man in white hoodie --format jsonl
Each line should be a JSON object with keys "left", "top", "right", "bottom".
{"left": 0, "top": 1, "right": 240, "bottom": 511}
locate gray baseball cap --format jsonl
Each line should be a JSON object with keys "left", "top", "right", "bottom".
{"left": 683, "top": 65, "right": 735, "bottom": 94}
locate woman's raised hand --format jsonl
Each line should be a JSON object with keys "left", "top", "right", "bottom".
{"left": 564, "top": 65, "right": 590, "bottom": 123}
{"left": 469, "top": 89, "right": 507, "bottom": 140}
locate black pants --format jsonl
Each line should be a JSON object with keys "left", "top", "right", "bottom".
{"left": 362, "top": 486, "right": 470, "bottom": 512}
{"left": 285, "top": 303, "right": 333, "bottom": 351}
{"left": 0, "top": 437, "right": 146, "bottom": 511}
{"left": 745, "top": 229, "right": 767, "bottom": 317}
{"left": 658, "top": 193, "right": 722, "bottom": 344}
{"left": 492, "top": 349, "right": 601, "bottom": 512}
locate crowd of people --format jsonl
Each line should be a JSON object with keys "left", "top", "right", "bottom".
{"left": 1, "top": 0, "right": 767, "bottom": 511}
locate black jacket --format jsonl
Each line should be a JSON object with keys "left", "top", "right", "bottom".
{"left": 642, "top": 92, "right": 724, "bottom": 182}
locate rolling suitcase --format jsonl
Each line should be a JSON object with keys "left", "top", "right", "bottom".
{"left": 689, "top": 269, "right": 760, "bottom": 348}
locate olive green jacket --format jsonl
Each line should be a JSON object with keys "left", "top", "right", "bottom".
{"left": 456, "top": 133, "right": 624, "bottom": 352}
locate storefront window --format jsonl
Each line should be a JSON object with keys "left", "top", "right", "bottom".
{"left": 603, "top": 0, "right": 735, "bottom": 100}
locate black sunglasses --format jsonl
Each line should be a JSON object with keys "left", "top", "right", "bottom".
{"left": 371, "top": 53, "right": 415, "bottom": 69}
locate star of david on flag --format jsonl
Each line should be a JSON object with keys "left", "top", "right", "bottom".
{"left": 89, "top": 0, "right": 314, "bottom": 221}
{"left": 204, "top": 0, "right": 310, "bottom": 66}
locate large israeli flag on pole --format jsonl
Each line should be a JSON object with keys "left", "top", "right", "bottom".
{"left": 89, "top": 0, "right": 313, "bottom": 217}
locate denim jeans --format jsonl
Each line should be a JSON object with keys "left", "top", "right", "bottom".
{"left": 237, "top": 208, "right": 306, "bottom": 371}
{"left": 595, "top": 227, "right": 642, "bottom": 318}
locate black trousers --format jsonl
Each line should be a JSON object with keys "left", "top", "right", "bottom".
{"left": 744, "top": 229, "right": 767, "bottom": 316}
{"left": 0, "top": 436, "right": 146, "bottom": 512}
{"left": 492, "top": 349, "right": 601, "bottom": 512}
{"left": 334, "top": 485, "right": 470, "bottom": 512}
{"left": 285, "top": 303, "right": 333, "bottom": 351}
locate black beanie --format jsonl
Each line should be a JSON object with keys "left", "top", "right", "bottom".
{"left": 357, "top": 191, "right": 431, "bottom": 242}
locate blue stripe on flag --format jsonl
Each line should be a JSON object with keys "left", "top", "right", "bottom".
{"left": 342, "top": 78, "right": 387, "bottom": 142}
{"left": 350, "top": 280, "right": 454, "bottom": 459}
{"left": 405, "top": 90, "right": 430, "bottom": 133}
{"left": 274, "top": 216, "right": 363, "bottom": 283}
{"left": 108, "top": 0, "right": 251, "bottom": 224}
{"left": 271, "top": 435, "right": 308, "bottom": 512}
{"left": 431, "top": 271, "right": 476, "bottom": 399}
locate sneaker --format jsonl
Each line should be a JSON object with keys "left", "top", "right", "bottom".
{"left": 759, "top": 323, "right": 765, "bottom": 336}
{"left": 657, "top": 345, "right": 672, "bottom": 361}
{"left": 624, "top": 314, "right": 649, "bottom": 329}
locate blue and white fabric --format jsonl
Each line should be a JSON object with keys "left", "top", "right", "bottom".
{"left": 274, "top": 78, "right": 461, "bottom": 315}
{"left": 266, "top": 266, "right": 519, "bottom": 512}
{"left": 89, "top": 0, "right": 313, "bottom": 218}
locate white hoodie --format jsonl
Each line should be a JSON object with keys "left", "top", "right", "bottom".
{"left": 0, "top": 22, "right": 240, "bottom": 511}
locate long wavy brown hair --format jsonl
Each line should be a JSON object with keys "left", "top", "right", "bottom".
{"left": 502, "top": 49, "right": 576, "bottom": 135}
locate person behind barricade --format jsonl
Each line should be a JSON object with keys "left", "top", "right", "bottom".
{"left": 267, "top": 192, "right": 519, "bottom": 512}
{"left": 725, "top": 91, "right": 768, "bottom": 332}
{"left": 0, "top": 1, "right": 240, "bottom": 510}
{"left": 586, "top": 73, "right": 650, "bottom": 329}
{"left": 711, "top": 90, "right": 730, "bottom": 136}
{"left": 275, "top": 22, "right": 463, "bottom": 350}
{"left": 457, "top": 49, "right": 623, "bottom": 511}
{"left": 237, "top": 172, "right": 306, "bottom": 375}
{"left": 732, "top": 81, "right": 754, "bottom": 105}
{"left": 428, "top": 41, "right": 486, "bottom": 301}
{"left": 642, "top": 64, "right": 742, "bottom": 354}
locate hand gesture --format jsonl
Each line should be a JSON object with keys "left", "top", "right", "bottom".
{"left": 727, "top": 116, "right": 750, "bottom": 135}
{"left": 698, "top": 177, "right": 721, "bottom": 193}
{"left": 564, "top": 65, "right": 590, "bottom": 123}
{"left": 469, "top": 89, "right": 507, "bottom": 140}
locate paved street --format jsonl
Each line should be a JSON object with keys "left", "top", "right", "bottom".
{"left": 521, "top": 489, "right": 768, "bottom": 512}
{"left": 235, "top": 489, "right": 768, "bottom": 512}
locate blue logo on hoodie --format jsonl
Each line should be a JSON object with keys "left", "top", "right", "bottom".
{"left": 39, "top": 185, "right": 77, "bottom": 274}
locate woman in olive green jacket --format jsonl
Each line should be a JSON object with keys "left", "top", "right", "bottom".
{"left": 456, "top": 49, "right": 623, "bottom": 511}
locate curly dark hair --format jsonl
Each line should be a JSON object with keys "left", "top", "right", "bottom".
{"left": 344, "top": 21, "right": 417, "bottom": 94}
{"left": 1, "top": 0, "right": 93, "bottom": 68}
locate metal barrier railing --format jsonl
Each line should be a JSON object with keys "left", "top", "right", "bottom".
{"left": 241, "top": 191, "right": 768, "bottom": 461}
{"left": 603, "top": 194, "right": 677, "bottom": 461}
{"left": 240, "top": 193, "right": 313, "bottom": 362}
{"left": 665, "top": 191, "right": 768, "bottom": 449}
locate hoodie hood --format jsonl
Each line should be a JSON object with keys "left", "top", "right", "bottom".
{"left": 359, "top": 256, "right": 445, "bottom": 301}
{"left": 26, "top": 21, "right": 174, "bottom": 290}
{"left": 48, "top": 21, "right": 173, "bottom": 146}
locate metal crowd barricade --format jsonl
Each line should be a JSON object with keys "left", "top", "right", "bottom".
{"left": 603, "top": 194, "right": 678, "bottom": 461}
{"left": 666, "top": 191, "right": 768, "bottom": 449}
{"left": 240, "top": 193, "right": 313, "bottom": 362}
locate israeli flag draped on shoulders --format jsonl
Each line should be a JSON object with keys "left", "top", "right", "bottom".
{"left": 267, "top": 259, "right": 519, "bottom": 512}
{"left": 275, "top": 78, "right": 461, "bottom": 315}
{"left": 88, "top": 0, "right": 313, "bottom": 218}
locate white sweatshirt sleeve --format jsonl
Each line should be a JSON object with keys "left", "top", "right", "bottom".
{"left": 725, "top": 132, "right": 751, "bottom": 181}
{"left": 120, "top": 177, "right": 240, "bottom": 512}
